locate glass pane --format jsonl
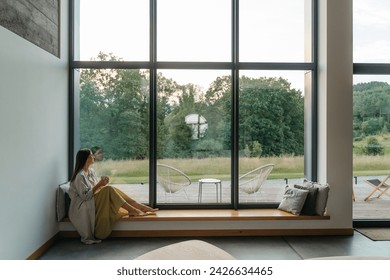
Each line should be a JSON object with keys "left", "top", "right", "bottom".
{"left": 354, "top": 0, "right": 390, "bottom": 63}
{"left": 78, "top": 68, "right": 150, "bottom": 203}
{"left": 240, "top": 0, "right": 306, "bottom": 62}
{"left": 78, "top": 0, "right": 149, "bottom": 61}
{"left": 238, "top": 71, "right": 305, "bottom": 204}
{"left": 353, "top": 75, "right": 390, "bottom": 219}
{"left": 157, "top": 0, "right": 231, "bottom": 62}
{"left": 156, "top": 70, "right": 232, "bottom": 204}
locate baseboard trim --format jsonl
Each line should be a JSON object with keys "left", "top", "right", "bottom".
{"left": 27, "top": 233, "right": 60, "bottom": 260}
{"left": 60, "top": 228, "right": 354, "bottom": 238}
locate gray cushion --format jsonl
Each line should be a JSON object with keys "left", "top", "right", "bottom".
{"left": 303, "top": 181, "right": 330, "bottom": 216}
{"left": 294, "top": 184, "right": 319, "bottom": 215}
{"left": 56, "top": 182, "right": 70, "bottom": 222}
{"left": 278, "top": 186, "right": 309, "bottom": 215}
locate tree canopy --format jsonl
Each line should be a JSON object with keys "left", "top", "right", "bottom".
{"left": 353, "top": 81, "right": 390, "bottom": 138}
{"left": 80, "top": 53, "right": 305, "bottom": 160}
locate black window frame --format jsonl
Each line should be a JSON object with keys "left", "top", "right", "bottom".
{"left": 352, "top": 1, "right": 390, "bottom": 226}
{"left": 353, "top": 63, "right": 390, "bottom": 226}
{"left": 68, "top": 0, "right": 318, "bottom": 210}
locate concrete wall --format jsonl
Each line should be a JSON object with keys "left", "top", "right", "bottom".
{"left": 0, "top": 0, "right": 68, "bottom": 259}
{"left": 0, "top": 0, "right": 60, "bottom": 57}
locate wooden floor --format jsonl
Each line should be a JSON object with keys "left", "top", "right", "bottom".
{"left": 353, "top": 176, "right": 390, "bottom": 219}
{"left": 114, "top": 176, "right": 390, "bottom": 220}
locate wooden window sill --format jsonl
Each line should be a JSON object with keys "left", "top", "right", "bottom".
{"left": 61, "top": 209, "right": 329, "bottom": 222}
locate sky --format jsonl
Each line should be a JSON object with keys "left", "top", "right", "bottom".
{"left": 78, "top": 0, "right": 390, "bottom": 91}
{"left": 354, "top": 0, "right": 390, "bottom": 63}
{"left": 353, "top": 0, "right": 390, "bottom": 85}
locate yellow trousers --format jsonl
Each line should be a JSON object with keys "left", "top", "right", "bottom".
{"left": 94, "top": 186, "right": 131, "bottom": 239}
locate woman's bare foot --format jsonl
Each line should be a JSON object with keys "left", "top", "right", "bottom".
{"left": 140, "top": 206, "right": 159, "bottom": 212}
{"left": 124, "top": 206, "right": 147, "bottom": 217}
{"left": 127, "top": 210, "right": 147, "bottom": 217}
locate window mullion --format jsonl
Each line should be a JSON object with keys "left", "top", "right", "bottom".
{"left": 149, "top": 0, "right": 157, "bottom": 207}
{"left": 232, "top": 0, "right": 239, "bottom": 209}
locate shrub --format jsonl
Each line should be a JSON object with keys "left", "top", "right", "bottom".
{"left": 361, "top": 118, "right": 384, "bottom": 136}
{"left": 362, "top": 136, "right": 384, "bottom": 156}
{"left": 244, "top": 141, "right": 263, "bottom": 158}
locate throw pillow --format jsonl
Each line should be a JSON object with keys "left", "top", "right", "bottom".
{"left": 56, "top": 182, "right": 70, "bottom": 222}
{"left": 303, "top": 180, "right": 330, "bottom": 216}
{"left": 294, "top": 184, "right": 319, "bottom": 215}
{"left": 278, "top": 186, "right": 309, "bottom": 215}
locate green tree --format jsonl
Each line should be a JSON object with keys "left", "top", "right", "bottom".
{"left": 204, "top": 76, "right": 232, "bottom": 151}
{"left": 220, "top": 76, "right": 304, "bottom": 156}
{"left": 353, "top": 82, "right": 390, "bottom": 135}
{"left": 80, "top": 55, "right": 306, "bottom": 160}
{"left": 362, "top": 136, "right": 384, "bottom": 156}
{"left": 244, "top": 141, "right": 262, "bottom": 158}
{"left": 80, "top": 77, "right": 107, "bottom": 150}
{"left": 205, "top": 76, "right": 231, "bottom": 105}
{"left": 156, "top": 74, "right": 180, "bottom": 158}
{"left": 163, "top": 83, "right": 208, "bottom": 158}
{"left": 79, "top": 52, "right": 149, "bottom": 160}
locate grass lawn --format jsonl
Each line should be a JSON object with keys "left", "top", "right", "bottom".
{"left": 94, "top": 156, "right": 304, "bottom": 184}
{"left": 89, "top": 133, "right": 390, "bottom": 184}
{"left": 90, "top": 134, "right": 390, "bottom": 183}
{"left": 92, "top": 154, "right": 390, "bottom": 184}
{"left": 353, "top": 134, "right": 390, "bottom": 155}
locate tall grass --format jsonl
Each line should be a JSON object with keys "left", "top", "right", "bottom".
{"left": 93, "top": 155, "right": 390, "bottom": 183}
{"left": 353, "top": 134, "right": 390, "bottom": 153}
{"left": 351, "top": 134, "right": 390, "bottom": 175}
{"left": 353, "top": 155, "right": 390, "bottom": 175}
{"left": 94, "top": 156, "right": 304, "bottom": 183}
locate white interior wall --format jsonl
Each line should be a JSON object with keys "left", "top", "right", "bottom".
{"left": 317, "top": 0, "right": 353, "bottom": 227}
{"left": 0, "top": 1, "right": 68, "bottom": 259}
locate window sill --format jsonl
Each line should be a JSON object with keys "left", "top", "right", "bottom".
{"left": 61, "top": 209, "right": 329, "bottom": 223}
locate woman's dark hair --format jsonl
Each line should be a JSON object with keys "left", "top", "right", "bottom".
{"left": 70, "top": 148, "right": 92, "bottom": 182}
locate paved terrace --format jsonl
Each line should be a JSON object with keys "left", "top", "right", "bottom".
{"left": 114, "top": 176, "right": 390, "bottom": 220}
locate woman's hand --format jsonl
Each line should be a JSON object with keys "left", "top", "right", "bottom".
{"left": 101, "top": 176, "right": 110, "bottom": 185}
{"left": 94, "top": 176, "right": 110, "bottom": 193}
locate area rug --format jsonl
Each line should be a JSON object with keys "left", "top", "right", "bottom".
{"left": 134, "top": 240, "right": 236, "bottom": 260}
{"left": 355, "top": 228, "right": 390, "bottom": 241}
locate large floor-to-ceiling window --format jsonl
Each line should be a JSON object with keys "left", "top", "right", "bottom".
{"left": 70, "top": 0, "right": 317, "bottom": 209}
{"left": 353, "top": 0, "right": 390, "bottom": 222}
